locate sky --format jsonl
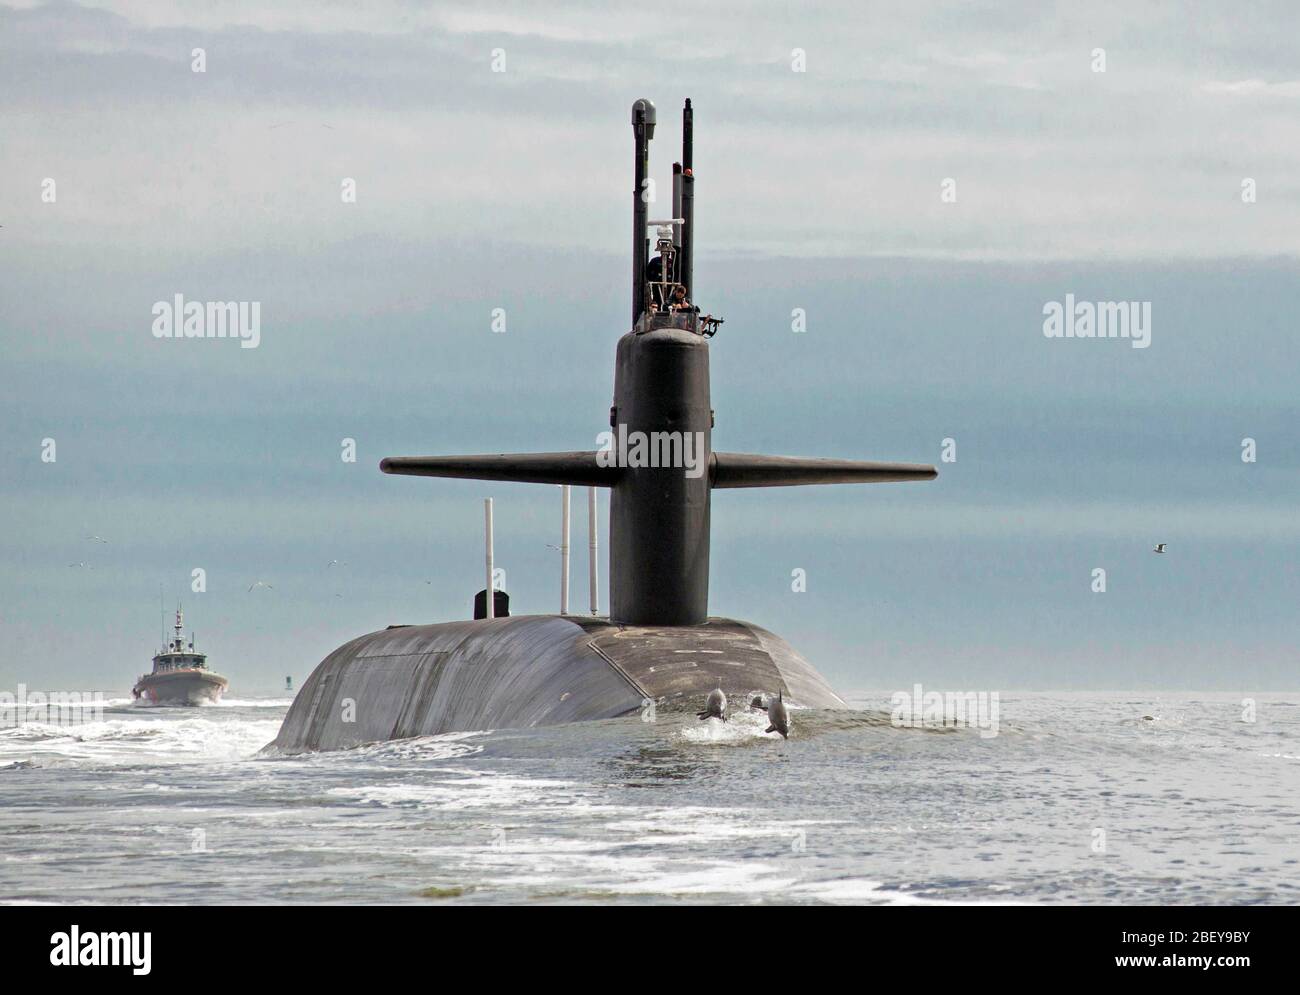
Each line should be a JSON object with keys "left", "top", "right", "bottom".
{"left": 1, "top": 0, "right": 1297, "bottom": 694}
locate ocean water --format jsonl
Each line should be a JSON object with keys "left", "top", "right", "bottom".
{"left": 1, "top": 692, "right": 1297, "bottom": 905}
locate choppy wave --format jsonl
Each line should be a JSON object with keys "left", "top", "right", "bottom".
{"left": 0, "top": 712, "right": 280, "bottom": 766}
{"left": 2, "top": 692, "right": 1299, "bottom": 905}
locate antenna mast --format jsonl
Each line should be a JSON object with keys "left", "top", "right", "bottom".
{"left": 631, "top": 98, "right": 656, "bottom": 325}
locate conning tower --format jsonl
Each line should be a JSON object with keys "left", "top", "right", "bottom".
{"left": 379, "top": 98, "right": 936, "bottom": 626}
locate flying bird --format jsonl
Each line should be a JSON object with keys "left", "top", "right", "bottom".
{"left": 248, "top": 580, "right": 275, "bottom": 592}
{"left": 84, "top": 535, "right": 109, "bottom": 543}
{"left": 326, "top": 559, "right": 347, "bottom": 568}
{"left": 67, "top": 562, "right": 92, "bottom": 569}
{"left": 1153, "top": 543, "right": 1167, "bottom": 554}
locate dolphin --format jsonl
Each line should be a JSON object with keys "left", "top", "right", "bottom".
{"left": 697, "top": 687, "right": 727, "bottom": 721}
{"left": 765, "top": 689, "right": 790, "bottom": 739}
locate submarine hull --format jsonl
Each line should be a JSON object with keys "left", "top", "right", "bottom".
{"left": 267, "top": 615, "right": 845, "bottom": 753}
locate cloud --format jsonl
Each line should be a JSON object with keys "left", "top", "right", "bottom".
{"left": 3, "top": 1, "right": 1300, "bottom": 262}
{"left": 1202, "top": 78, "right": 1300, "bottom": 97}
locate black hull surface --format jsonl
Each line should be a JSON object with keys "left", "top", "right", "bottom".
{"left": 267, "top": 615, "right": 844, "bottom": 753}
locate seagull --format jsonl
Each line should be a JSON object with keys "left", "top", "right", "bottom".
{"left": 326, "top": 559, "right": 347, "bottom": 568}
{"left": 1153, "top": 543, "right": 1167, "bottom": 554}
{"left": 84, "top": 535, "right": 109, "bottom": 543}
{"left": 67, "top": 562, "right": 93, "bottom": 569}
{"left": 248, "top": 580, "right": 275, "bottom": 592}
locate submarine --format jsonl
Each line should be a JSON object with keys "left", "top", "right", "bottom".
{"left": 269, "top": 98, "right": 936, "bottom": 753}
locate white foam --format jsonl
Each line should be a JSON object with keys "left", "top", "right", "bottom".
{"left": 0, "top": 715, "right": 281, "bottom": 765}
{"left": 210, "top": 697, "right": 295, "bottom": 708}
{"left": 325, "top": 772, "right": 580, "bottom": 811}
{"left": 676, "top": 709, "right": 787, "bottom": 745}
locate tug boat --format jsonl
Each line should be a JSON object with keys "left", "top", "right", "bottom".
{"left": 132, "top": 606, "right": 228, "bottom": 706}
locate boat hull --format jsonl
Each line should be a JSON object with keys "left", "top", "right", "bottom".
{"left": 133, "top": 670, "right": 229, "bottom": 706}
{"left": 267, "top": 614, "right": 844, "bottom": 753}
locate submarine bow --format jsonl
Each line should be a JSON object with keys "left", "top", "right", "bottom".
{"left": 268, "top": 98, "right": 936, "bottom": 754}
